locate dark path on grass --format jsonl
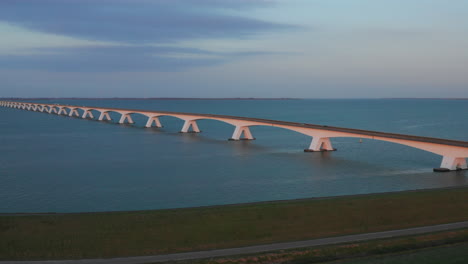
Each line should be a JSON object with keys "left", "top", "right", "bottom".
{"left": 3, "top": 221, "right": 468, "bottom": 264}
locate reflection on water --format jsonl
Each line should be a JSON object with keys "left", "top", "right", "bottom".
{"left": 0, "top": 99, "right": 467, "bottom": 213}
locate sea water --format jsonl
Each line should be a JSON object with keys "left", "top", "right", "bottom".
{"left": 0, "top": 99, "right": 467, "bottom": 213}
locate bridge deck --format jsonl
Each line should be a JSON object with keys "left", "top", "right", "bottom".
{"left": 40, "top": 103, "right": 468, "bottom": 148}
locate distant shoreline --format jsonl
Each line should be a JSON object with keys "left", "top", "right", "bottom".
{"left": 1, "top": 97, "right": 467, "bottom": 100}
{"left": 0, "top": 97, "right": 300, "bottom": 101}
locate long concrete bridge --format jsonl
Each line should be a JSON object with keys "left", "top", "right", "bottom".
{"left": 2, "top": 100, "right": 467, "bottom": 171}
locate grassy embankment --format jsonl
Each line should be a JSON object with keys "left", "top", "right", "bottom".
{"left": 1, "top": 187, "right": 468, "bottom": 260}
{"left": 177, "top": 228, "right": 468, "bottom": 264}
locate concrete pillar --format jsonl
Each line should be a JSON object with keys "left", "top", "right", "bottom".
{"left": 98, "top": 112, "right": 112, "bottom": 121}
{"left": 82, "top": 110, "right": 95, "bottom": 119}
{"left": 69, "top": 108, "right": 79, "bottom": 117}
{"left": 304, "top": 137, "right": 336, "bottom": 152}
{"left": 145, "top": 116, "right": 162, "bottom": 128}
{"left": 57, "top": 107, "right": 68, "bottom": 115}
{"left": 229, "top": 126, "right": 255, "bottom": 140}
{"left": 49, "top": 107, "right": 57, "bottom": 114}
{"left": 119, "top": 114, "right": 134, "bottom": 124}
{"left": 180, "top": 120, "right": 200, "bottom": 133}
{"left": 436, "top": 156, "right": 468, "bottom": 171}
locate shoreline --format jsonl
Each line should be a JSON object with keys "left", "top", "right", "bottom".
{"left": 1, "top": 184, "right": 467, "bottom": 216}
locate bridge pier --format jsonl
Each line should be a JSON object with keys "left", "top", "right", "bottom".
{"left": 82, "top": 110, "right": 94, "bottom": 119}
{"left": 145, "top": 116, "right": 162, "bottom": 128}
{"left": 434, "top": 156, "right": 468, "bottom": 172}
{"left": 57, "top": 107, "right": 68, "bottom": 115}
{"left": 229, "top": 126, "right": 255, "bottom": 140}
{"left": 119, "top": 114, "right": 134, "bottom": 124}
{"left": 98, "top": 112, "right": 112, "bottom": 121}
{"left": 49, "top": 107, "right": 57, "bottom": 114}
{"left": 69, "top": 108, "right": 80, "bottom": 117}
{"left": 180, "top": 120, "right": 200, "bottom": 133}
{"left": 304, "top": 137, "right": 336, "bottom": 152}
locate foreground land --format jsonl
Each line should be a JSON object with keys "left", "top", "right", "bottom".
{"left": 1, "top": 187, "right": 468, "bottom": 260}
{"left": 173, "top": 229, "right": 468, "bottom": 264}
{"left": 334, "top": 243, "right": 468, "bottom": 264}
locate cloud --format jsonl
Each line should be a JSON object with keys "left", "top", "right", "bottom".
{"left": 0, "top": 45, "right": 275, "bottom": 72}
{"left": 0, "top": 0, "right": 293, "bottom": 44}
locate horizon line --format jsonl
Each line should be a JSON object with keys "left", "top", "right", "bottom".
{"left": 1, "top": 97, "right": 468, "bottom": 100}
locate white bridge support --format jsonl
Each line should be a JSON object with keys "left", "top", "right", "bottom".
{"left": 304, "top": 137, "right": 336, "bottom": 152}
{"left": 119, "top": 114, "right": 134, "bottom": 124}
{"left": 229, "top": 126, "right": 255, "bottom": 140}
{"left": 440, "top": 156, "right": 468, "bottom": 171}
{"left": 68, "top": 108, "right": 80, "bottom": 117}
{"left": 82, "top": 110, "right": 94, "bottom": 119}
{"left": 145, "top": 116, "right": 162, "bottom": 128}
{"left": 57, "top": 107, "right": 68, "bottom": 115}
{"left": 98, "top": 112, "right": 112, "bottom": 121}
{"left": 180, "top": 120, "right": 200, "bottom": 133}
{"left": 48, "top": 107, "right": 57, "bottom": 114}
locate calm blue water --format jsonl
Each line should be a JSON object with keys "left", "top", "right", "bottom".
{"left": 1, "top": 99, "right": 467, "bottom": 213}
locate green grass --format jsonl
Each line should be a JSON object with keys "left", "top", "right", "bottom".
{"left": 184, "top": 229, "right": 468, "bottom": 264}
{"left": 330, "top": 243, "right": 468, "bottom": 264}
{"left": 1, "top": 187, "right": 468, "bottom": 260}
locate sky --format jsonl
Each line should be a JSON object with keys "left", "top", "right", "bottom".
{"left": 0, "top": 0, "right": 467, "bottom": 98}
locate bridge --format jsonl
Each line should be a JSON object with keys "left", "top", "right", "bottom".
{"left": 1, "top": 100, "right": 467, "bottom": 171}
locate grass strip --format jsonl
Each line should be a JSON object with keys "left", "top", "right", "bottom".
{"left": 175, "top": 229, "right": 468, "bottom": 264}
{"left": 1, "top": 187, "right": 468, "bottom": 260}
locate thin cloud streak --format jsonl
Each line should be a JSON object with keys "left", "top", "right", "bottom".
{"left": 0, "top": 45, "right": 278, "bottom": 72}
{"left": 0, "top": 0, "right": 295, "bottom": 44}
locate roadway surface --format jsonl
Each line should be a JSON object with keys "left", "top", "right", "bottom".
{"left": 7, "top": 102, "right": 468, "bottom": 148}
{"left": 2, "top": 221, "right": 468, "bottom": 264}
